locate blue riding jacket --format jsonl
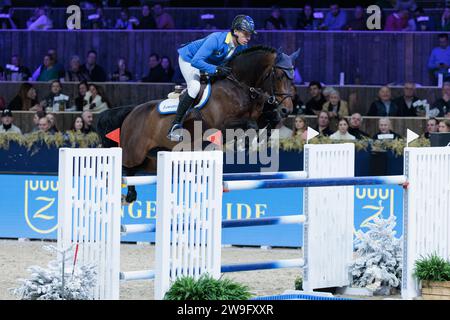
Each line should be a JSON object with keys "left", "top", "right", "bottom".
{"left": 178, "top": 31, "right": 247, "bottom": 74}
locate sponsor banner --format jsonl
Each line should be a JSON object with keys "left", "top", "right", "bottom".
{"left": 0, "top": 175, "right": 403, "bottom": 247}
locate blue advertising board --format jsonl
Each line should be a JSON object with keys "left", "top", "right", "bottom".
{"left": 0, "top": 174, "right": 404, "bottom": 247}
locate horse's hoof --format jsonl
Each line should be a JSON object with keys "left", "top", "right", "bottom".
{"left": 125, "top": 189, "right": 137, "bottom": 204}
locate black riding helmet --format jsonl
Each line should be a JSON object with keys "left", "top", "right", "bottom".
{"left": 231, "top": 15, "right": 257, "bottom": 35}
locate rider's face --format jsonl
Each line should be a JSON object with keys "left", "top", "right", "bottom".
{"left": 234, "top": 30, "right": 252, "bottom": 46}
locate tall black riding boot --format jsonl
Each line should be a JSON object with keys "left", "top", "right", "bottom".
{"left": 167, "top": 94, "right": 196, "bottom": 141}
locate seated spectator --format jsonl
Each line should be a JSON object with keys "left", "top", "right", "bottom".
{"left": 330, "top": 118, "right": 356, "bottom": 140}
{"left": 4, "top": 54, "right": 31, "bottom": 81}
{"left": 265, "top": 5, "right": 287, "bottom": 30}
{"left": 367, "top": 86, "right": 400, "bottom": 116}
{"left": 291, "top": 85, "right": 305, "bottom": 115}
{"left": 314, "top": 111, "right": 334, "bottom": 136}
{"left": 292, "top": 115, "right": 308, "bottom": 141}
{"left": 345, "top": 5, "right": 367, "bottom": 30}
{"left": 274, "top": 118, "right": 293, "bottom": 139}
{"left": 69, "top": 116, "right": 85, "bottom": 134}
{"left": 46, "top": 113, "right": 59, "bottom": 134}
{"left": 83, "top": 84, "right": 110, "bottom": 113}
{"left": 424, "top": 117, "right": 439, "bottom": 139}
{"left": 111, "top": 57, "right": 133, "bottom": 82}
{"left": 114, "top": 7, "right": 139, "bottom": 30}
{"left": 153, "top": 2, "right": 175, "bottom": 29}
{"left": 320, "top": 3, "right": 347, "bottom": 30}
{"left": 441, "top": 7, "right": 450, "bottom": 31}
{"left": 47, "top": 48, "right": 65, "bottom": 80}
{"left": 65, "top": 55, "right": 90, "bottom": 82}
{"left": 304, "top": 81, "right": 326, "bottom": 115}
{"left": 136, "top": 4, "right": 156, "bottom": 29}
{"left": 322, "top": 86, "right": 335, "bottom": 102}
{"left": 8, "top": 83, "right": 42, "bottom": 111}
{"left": 80, "top": 50, "right": 107, "bottom": 82}
{"left": 384, "top": 9, "right": 409, "bottom": 31}
{"left": 373, "top": 118, "right": 402, "bottom": 140}
{"left": 438, "top": 119, "right": 450, "bottom": 132}
{"left": 348, "top": 113, "right": 370, "bottom": 139}
{"left": 393, "top": 82, "right": 420, "bottom": 116}
{"left": 0, "top": 6, "right": 18, "bottom": 29}
{"left": 38, "top": 116, "right": 51, "bottom": 133}
{"left": 430, "top": 82, "right": 450, "bottom": 117}
{"left": 322, "top": 89, "right": 349, "bottom": 119}
{"left": 32, "top": 54, "right": 59, "bottom": 82}
{"left": 142, "top": 53, "right": 165, "bottom": 83}
{"left": 81, "top": 110, "right": 95, "bottom": 134}
{"left": 72, "top": 81, "right": 89, "bottom": 111}
{"left": 296, "top": 4, "right": 318, "bottom": 30}
{"left": 31, "top": 110, "right": 47, "bottom": 133}
{"left": 87, "top": 7, "right": 110, "bottom": 29}
{"left": 27, "top": 7, "right": 52, "bottom": 30}
{"left": 160, "top": 56, "right": 174, "bottom": 82}
{"left": 407, "top": 7, "right": 435, "bottom": 31}
{"left": 0, "top": 109, "right": 21, "bottom": 134}
{"left": 428, "top": 34, "right": 450, "bottom": 84}
{"left": 43, "top": 80, "right": 70, "bottom": 112}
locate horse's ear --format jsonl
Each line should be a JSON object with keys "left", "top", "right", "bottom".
{"left": 289, "top": 48, "right": 301, "bottom": 63}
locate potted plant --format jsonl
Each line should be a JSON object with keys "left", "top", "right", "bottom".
{"left": 164, "top": 274, "right": 252, "bottom": 300}
{"left": 414, "top": 253, "right": 450, "bottom": 300}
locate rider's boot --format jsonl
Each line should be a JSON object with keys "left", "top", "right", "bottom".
{"left": 167, "top": 94, "right": 196, "bottom": 142}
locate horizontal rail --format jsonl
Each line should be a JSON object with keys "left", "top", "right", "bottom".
{"left": 120, "top": 270, "right": 155, "bottom": 281}
{"left": 223, "top": 175, "right": 408, "bottom": 191}
{"left": 121, "top": 215, "right": 305, "bottom": 235}
{"left": 223, "top": 171, "right": 307, "bottom": 181}
{"left": 122, "top": 176, "right": 157, "bottom": 186}
{"left": 221, "top": 258, "right": 305, "bottom": 273}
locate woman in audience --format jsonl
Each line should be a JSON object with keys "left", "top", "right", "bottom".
{"left": 32, "top": 54, "right": 59, "bottom": 82}
{"left": 322, "top": 89, "right": 349, "bottom": 119}
{"left": 438, "top": 119, "right": 450, "bottom": 132}
{"left": 46, "top": 113, "right": 59, "bottom": 134}
{"left": 372, "top": 117, "right": 402, "bottom": 140}
{"left": 161, "top": 56, "right": 174, "bottom": 82}
{"left": 292, "top": 115, "right": 308, "bottom": 141}
{"left": 111, "top": 57, "right": 133, "bottom": 82}
{"left": 69, "top": 116, "right": 85, "bottom": 133}
{"left": 84, "top": 84, "right": 110, "bottom": 113}
{"left": 70, "top": 81, "right": 89, "bottom": 111}
{"left": 8, "top": 83, "right": 43, "bottom": 111}
{"left": 65, "top": 55, "right": 89, "bottom": 82}
{"left": 330, "top": 118, "right": 356, "bottom": 140}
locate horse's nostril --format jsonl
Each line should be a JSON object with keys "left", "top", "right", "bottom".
{"left": 281, "top": 108, "right": 288, "bottom": 115}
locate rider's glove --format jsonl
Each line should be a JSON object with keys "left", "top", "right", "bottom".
{"left": 215, "top": 66, "right": 232, "bottom": 77}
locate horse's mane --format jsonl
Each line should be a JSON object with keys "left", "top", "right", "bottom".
{"left": 227, "top": 45, "right": 277, "bottom": 64}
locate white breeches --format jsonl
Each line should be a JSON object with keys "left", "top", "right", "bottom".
{"left": 178, "top": 55, "right": 201, "bottom": 99}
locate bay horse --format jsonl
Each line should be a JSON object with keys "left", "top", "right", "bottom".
{"left": 96, "top": 46, "right": 298, "bottom": 203}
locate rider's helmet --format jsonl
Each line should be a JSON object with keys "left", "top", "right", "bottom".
{"left": 231, "top": 15, "right": 257, "bottom": 34}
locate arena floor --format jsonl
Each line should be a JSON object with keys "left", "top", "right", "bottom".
{"left": 0, "top": 239, "right": 400, "bottom": 300}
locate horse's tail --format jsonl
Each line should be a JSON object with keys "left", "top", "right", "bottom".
{"left": 95, "top": 105, "right": 135, "bottom": 148}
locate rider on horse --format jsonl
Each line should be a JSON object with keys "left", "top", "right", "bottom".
{"left": 167, "top": 15, "right": 257, "bottom": 142}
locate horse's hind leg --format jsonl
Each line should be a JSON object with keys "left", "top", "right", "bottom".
{"left": 123, "top": 166, "right": 138, "bottom": 204}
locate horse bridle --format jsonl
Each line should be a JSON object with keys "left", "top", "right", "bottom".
{"left": 225, "top": 65, "right": 294, "bottom": 107}
{"left": 262, "top": 66, "right": 294, "bottom": 108}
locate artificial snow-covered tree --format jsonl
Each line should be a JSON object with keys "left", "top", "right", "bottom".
{"left": 10, "top": 245, "right": 97, "bottom": 300}
{"left": 350, "top": 215, "right": 402, "bottom": 295}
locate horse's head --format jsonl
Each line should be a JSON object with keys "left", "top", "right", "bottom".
{"left": 259, "top": 48, "right": 301, "bottom": 120}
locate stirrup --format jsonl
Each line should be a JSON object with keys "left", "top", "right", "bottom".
{"left": 167, "top": 123, "right": 183, "bottom": 142}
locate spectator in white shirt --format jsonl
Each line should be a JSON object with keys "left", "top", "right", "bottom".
{"left": 27, "top": 7, "right": 53, "bottom": 30}
{"left": 330, "top": 118, "right": 355, "bottom": 140}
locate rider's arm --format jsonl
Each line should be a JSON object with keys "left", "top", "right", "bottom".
{"left": 191, "top": 36, "right": 220, "bottom": 74}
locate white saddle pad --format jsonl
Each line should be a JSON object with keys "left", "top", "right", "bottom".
{"left": 157, "top": 83, "right": 212, "bottom": 115}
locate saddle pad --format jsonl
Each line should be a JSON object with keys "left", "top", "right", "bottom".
{"left": 157, "top": 82, "right": 212, "bottom": 115}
